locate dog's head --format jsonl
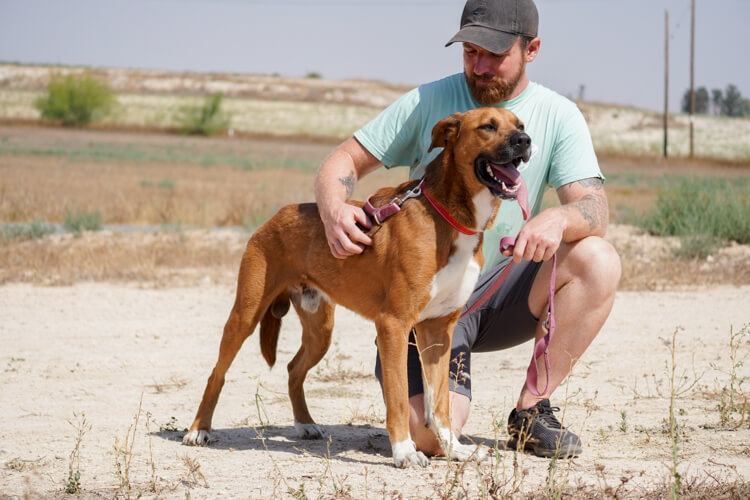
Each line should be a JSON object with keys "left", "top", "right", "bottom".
{"left": 430, "top": 108, "right": 531, "bottom": 218}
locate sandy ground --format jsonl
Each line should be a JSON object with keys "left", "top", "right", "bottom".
{"left": 1, "top": 281, "right": 749, "bottom": 499}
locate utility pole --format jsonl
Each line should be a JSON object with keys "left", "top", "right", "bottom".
{"left": 689, "top": 0, "right": 695, "bottom": 158}
{"left": 664, "top": 10, "right": 669, "bottom": 158}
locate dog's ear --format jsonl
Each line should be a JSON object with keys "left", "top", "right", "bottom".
{"left": 429, "top": 113, "right": 462, "bottom": 152}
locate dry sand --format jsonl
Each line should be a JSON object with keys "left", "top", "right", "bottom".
{"left": 1, "top": 281, "right": 749, "bottom": 498}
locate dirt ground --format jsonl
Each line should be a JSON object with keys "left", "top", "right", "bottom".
{"left": 1, "top": 125, "right": 749, "bottom": 498}
{"left": 1, "top": 281, "right": 749, "bottom": 499}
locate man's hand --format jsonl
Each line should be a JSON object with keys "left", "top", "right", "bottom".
{"left": 315, "top": 137, "right": 382, "bottom": 259}
{"left": 501, "top": 177, "right": 608, "bottom": 263}
{"left": 320, "top": 200, "right": 372, "bottom": 259}
{"left": 503, "top": 209, "right": 566, "bottom": 263}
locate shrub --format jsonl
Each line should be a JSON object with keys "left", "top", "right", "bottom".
{"left": 64, "top": 209, "right": 102, "bottom": 235}
{"left": 0, "top": 220, "right": 56, "bottom": 243}
{"left": 176, "top": 92, "right": 230, "bottom": 136}
{"left": 34, "top": 72, "right": 116, "bottom": 126}
{"left": 639, "top": 176, "right": 750, "bottom": 257}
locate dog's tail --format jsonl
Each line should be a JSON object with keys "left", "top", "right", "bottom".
{"left": 259, "top": 291, "right": 291, "bottom": 367}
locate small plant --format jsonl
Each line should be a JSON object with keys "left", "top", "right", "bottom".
{"left": 114, "top": 394, "right": 143, "bottom": 498}
{"left": 0, "top": 220, "right": 56, "bottom": 243}
{"left": 176, "top": 92, "right": 230, "bottom": 136}
{"left": 666, "top": 327, "right": 684, "bottom": 500}
{"left": 64, "top": 209, "right": 102, "bottom": 235}
{"left": 35, "top": 72, "right": 116, "bottom": 126}
{"left": 180, "top": 454, "right": 209, "bottom": 489}
{"left": 713, "top": 323, "right": 749, "bottom": 427}
{"left": 157, "top": 178, "right": 176, "bottom": 190}
{"left": 619, "top": 410, "right": 628, "bottom": 433}
{"left": 66, "top": 412, "right": 92, "bottom": 494}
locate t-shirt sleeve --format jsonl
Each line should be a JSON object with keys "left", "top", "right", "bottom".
{"left": 547, "top": 102, "right": 603, "bottom": 189}
{"left": 353, "top": 87, "right": 425, "bottom": 169}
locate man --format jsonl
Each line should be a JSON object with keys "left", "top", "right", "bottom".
{"left": 315, "top": 0, "right": 620, "bottom": 458}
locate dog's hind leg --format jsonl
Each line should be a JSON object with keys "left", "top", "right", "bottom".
{"left": 287, "top": 290, "right": 335, "bottom": 439}
{"left": 183, "top": 295, "right": 265, "bottom": 446}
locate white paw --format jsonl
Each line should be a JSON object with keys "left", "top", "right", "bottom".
{"left": 294, "top": 421, "right": 327, "bottom": 439}
{"left": 392, "top": 439, "right": 430, "bottom": 468}
{"left": 183, "top": 429, "right": 210, "bottom": 446}
{"left": 449, "top": 442, "right": 487, "bottom": 462}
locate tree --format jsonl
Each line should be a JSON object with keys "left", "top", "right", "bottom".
{"left": 681, "top": 86, "right": 709, "bottom": 114}
{"left": 722, "top": 84, "right": 744, "bottom": 117}
{"left": 711, "top": 88, "right": 723, "bottom": 115}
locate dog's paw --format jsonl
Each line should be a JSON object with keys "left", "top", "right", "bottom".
{"left": 392, "top": 440, "right": 430, "bottom": 468}
{"left": 294, "top": 421, "right": 327, "bottom": 439}
{"left": 449, "top": 443, "right": 487, "bottom": 462}
{"left": 182, "top": 429, "right": 210, "bottom": 446}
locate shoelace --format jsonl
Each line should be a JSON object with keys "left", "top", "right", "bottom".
{"left": 531, "top": 404, "right": 563, "bottom": 429}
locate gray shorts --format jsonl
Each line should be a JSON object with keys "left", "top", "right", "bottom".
{"left": 374, "top": 258, "right": 542, "bottom": 400}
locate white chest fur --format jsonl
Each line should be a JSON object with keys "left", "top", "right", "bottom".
{"left": 417, "top": 189, "right": 495, "bottom": 322}
{"left": 418, "top": 233, "right": 480, "bottom": 322}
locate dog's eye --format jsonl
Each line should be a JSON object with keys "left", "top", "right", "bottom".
{"left": 479, "top": 122, "right": 497, "bottom": 132}
{"left": 517, "top": 123, "right": 525, "bottom": 131}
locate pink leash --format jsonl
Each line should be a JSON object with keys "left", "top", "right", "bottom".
{"left": 460, "top": 237, "right": 557, "bottom": 398}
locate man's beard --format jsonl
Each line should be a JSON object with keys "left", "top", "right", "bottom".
{"left": 466, "top": 58, "right": 526, "bottom": 106}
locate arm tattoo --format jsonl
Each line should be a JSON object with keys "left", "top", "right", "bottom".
{"left": 338, "top": 171, "right": 356, "bottom": 199}
{"left": 574, "top": 193, "right": 608, "bottom": 231}
{"left": 574, "top": 177, "right": 604, "bottom": 190}
{"left": 561, "top": 178, "right": 608, "bottom": 231}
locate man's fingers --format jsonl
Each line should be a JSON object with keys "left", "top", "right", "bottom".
{"left": 354, "top": 206, "right": 373, "bottom": 230}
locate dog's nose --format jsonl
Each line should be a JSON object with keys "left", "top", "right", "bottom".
{"left": 510, "top": 132, "right": 531, "bottom": 150}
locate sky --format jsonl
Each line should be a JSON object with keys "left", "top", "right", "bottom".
{"left": 1, "top": 0, "right": 748, "bottom": 113}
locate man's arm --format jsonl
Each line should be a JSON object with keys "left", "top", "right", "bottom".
{"left": 504, "top": 177, "right": 609, "bottom": 263}
{"left": 315, "top": 136, "right": 383, "bottom": 259}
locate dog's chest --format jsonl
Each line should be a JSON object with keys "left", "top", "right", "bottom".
{"left": 418, "top": 233, "right": 481, "bottom": 322}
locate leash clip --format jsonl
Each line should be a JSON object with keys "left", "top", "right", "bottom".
{"left": 541, "top": 312, "right": 550, "bottom": 335}
{"left": 390, "top": 183, "right": 422, "bottom": 207}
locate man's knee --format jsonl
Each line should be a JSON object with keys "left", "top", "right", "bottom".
{"left": 567, "top": 236, "right": 621, "bottom": 292}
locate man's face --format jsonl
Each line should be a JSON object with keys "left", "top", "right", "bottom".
{"left": 463, "top": 40, "right": 527, "bottom": 106}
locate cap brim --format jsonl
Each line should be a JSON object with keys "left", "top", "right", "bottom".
{"left": 445, "top": 25, "right": 519, "bottom": 54}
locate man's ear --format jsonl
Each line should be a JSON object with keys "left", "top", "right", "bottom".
{"left": 429, "top": 112, "right": 462, "bottom": 152}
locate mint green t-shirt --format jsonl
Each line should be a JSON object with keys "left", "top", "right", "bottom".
{"left": 354, "top": 73, "right": 602, "bottom": 271}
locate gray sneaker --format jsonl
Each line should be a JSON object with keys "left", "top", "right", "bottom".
{"left": 507, "top": 399, "right": 582, "bottom": 458}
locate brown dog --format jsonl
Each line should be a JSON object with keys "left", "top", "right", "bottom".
{"left": 183, "top": 107, "right": 532, "bottom": 468}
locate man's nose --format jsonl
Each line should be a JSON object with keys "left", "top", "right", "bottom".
{"left": 473, "top": 54, "right": 493, "bottom": 75}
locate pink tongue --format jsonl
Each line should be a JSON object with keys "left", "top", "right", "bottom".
{"left": 517, "top": 176, "right": 529, "bottom": 220}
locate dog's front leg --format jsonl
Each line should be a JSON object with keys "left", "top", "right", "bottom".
{"left": 376, "top": 314, "right": 430, "bottom": 468}
{"left": 414, "top": 316, "right": 486, "bottom": 462}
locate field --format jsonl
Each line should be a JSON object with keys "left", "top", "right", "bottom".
{"left": 1, "top": 65, "right": 750, "bottom": 498}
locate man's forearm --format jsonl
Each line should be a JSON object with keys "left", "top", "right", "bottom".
{"left": 557, "top": 178, "right": 609, "bottom": 242}
{"left": 315, "top": 149, "right": 358, "bottom": 211}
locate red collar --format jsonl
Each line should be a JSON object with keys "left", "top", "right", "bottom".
{"left": 420, "top": 181, "right": 478, "bottom": 236}
{"left": 363, "top": 178, "right": 479, "bottom": 236}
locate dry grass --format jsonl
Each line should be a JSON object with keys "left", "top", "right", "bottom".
{"left": 1, "top": 124, "right": 749, "bottom": 289}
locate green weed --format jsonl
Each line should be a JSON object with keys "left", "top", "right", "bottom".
{"left": 0, "top": 220, "right": 56, "bottom": 243}
{"left": 64, "top": 209, "right": 102, "bottom": 235}
{"left": 638, "top": 176, "right": 750, "bottom": 257}
{"left": 176, "top": 92, "right": 231, "bottom": 136}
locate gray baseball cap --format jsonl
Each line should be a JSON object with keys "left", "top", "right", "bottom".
{"left": 446, "top": 0, "right": 539, "bottom": 54}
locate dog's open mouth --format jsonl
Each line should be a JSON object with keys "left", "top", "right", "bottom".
{"left": 484, "top": 159, "right": 523, "bottom": 197}
{"left": 476, "top": 155, "right": 531, "bottom": 220}
{"left": 476, "top": 156, "right": 524, "bottom": 199}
